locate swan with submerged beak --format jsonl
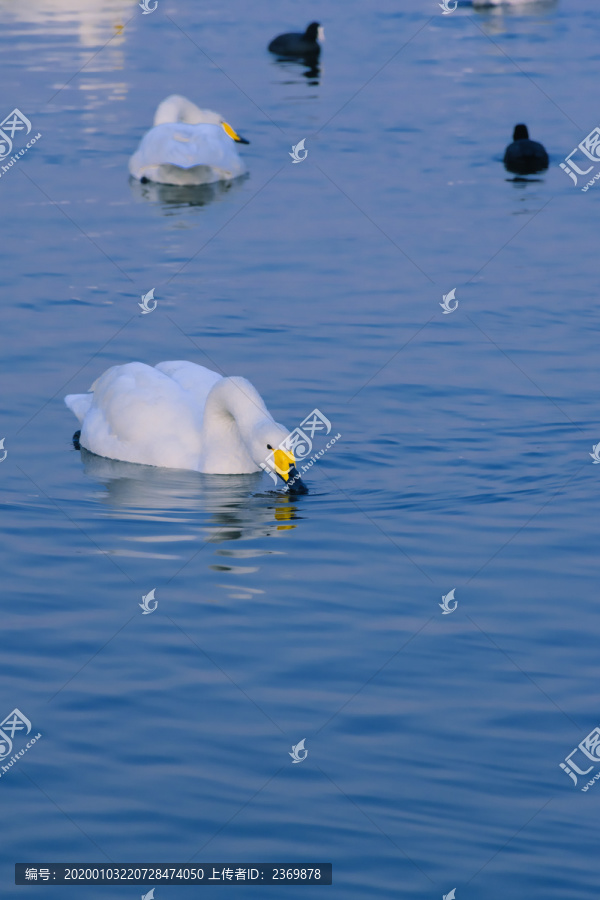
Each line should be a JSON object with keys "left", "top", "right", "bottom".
{"left": 65, "top": 361, "right": 306, "bottom": 491}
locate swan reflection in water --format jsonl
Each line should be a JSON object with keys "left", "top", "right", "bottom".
{"left": 129, "top": 174, "right": 248, "bottom": 211}
{"left": 77, "top": 447, "right": 304, "bottom": 546}
{"left": 472, "top": 0, "right": 558, "bottom": 33}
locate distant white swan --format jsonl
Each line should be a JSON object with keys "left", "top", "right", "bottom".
{"left": 128, "top": 95, "right": 249, "bottom": 186}
{"left": 473, "top": 0, "right": 544, "bottom": 5}
{"left": 65, "top": 361, "right": 304, "bottom": 488}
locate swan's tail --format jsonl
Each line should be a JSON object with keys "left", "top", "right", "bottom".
{"left": 64, "top": 392, "right": 93, "bottom": 424}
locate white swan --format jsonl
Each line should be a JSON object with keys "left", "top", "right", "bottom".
{"left": 473, "top": 0, "right": 546, "bottom": 5}
{"left": 128, "top": 95, "right": 249, "bottom": 186}
{"left": 65, "top": 361, "right": 305, "bottom": 489}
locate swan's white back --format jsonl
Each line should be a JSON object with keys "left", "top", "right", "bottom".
{"left": 65, "top": 361, "right": 289, "bottom": 475}
{"left": 129, "top": 122, "right": 246, "bottom": 184}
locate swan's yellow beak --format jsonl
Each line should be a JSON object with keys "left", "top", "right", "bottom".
{"left": 221, "top": 121, "right": 250, "bottom": 144}
{"left": 273, "top": 448, "right": 295, "bottom": 481}
{"left": 272, "top": 447, "right": 308, "bottom": 494}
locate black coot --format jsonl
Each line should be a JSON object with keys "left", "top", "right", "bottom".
{"left": 503, "top": 124, "right": 549, "bottom": 175}
{"left": 268, "top": 22, "right": 322, "bottom": 59}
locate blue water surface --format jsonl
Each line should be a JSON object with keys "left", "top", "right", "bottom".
{"left": 1, "top": 0, "right": 600, "bottom": 898}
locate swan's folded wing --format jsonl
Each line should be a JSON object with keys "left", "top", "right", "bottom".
{"left": 155, "top": 361, "right": 223, "bottom": 410}
{"left": 78, "top": 362, "right": 203, "bottom": 470}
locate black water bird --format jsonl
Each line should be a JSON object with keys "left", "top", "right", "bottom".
{"left": 268, "top": 22, "right": 323, "bottom": 60}
{"left": 503, "top": 124, "right": 549, "bottom": 175}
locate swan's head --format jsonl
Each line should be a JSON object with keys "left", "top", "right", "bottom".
{"left": 153, "top": 95, "right": 250, "bottom": 143}
{"left": 254, "top": 421, "right": 308, "bottom": 493}
{"left": 264, "top": 441, "right": 308, "bottom": 494}
{"left": 265, "top": 442, "right": 300, "bottom": 488}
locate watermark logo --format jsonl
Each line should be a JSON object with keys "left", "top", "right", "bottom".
{"left": 0, "top": 108, "right": 41, "bottom": 180}
{"left": 139, "top": 288, "right": 157, "bottom": 314}
{"left": 0, "top": 438, "right": 6, "bottom": 462}
{"left": 289, "top": 738, "right": 308, "bottom": 763}
{"left": 0, "top": 708, "right": 41, "bottom": 780}
{"left": 0, "top": 709, "right": 31, "bottom": 760}
{"left": 260, "top": 409, "right": 339, "bottom": 485}
{"left": 0, "top": 109, "right": 31, "bottom": 160}
{"left": 289, "top": 139, "right": 308, "bottom": 164}
{"left": 439, "top": 589, "right": 457, "bottom": 615}
{"left": 141, "top": 890, "right": 156, "bottom": 900}
{"left": 560, "top": 725, "right": 600, "bottom": 790}
{"left": 443, "top": 891, "right": 456, "bottom": 900}
{"left": 439, "top": 0, "right": 457, "bottom": 13}
{"left": 139, "top": 589, "right": 158, "bottom": 615}
{"left": 139, "top": 0, "right": 158, "bottom": 13}
{"left": 560, "top": 125, "right": 600, "bottom": 191}
{"left": 440, "top": 288, "right": 458, "bottom": 314}
{"left": 590, "top": 442, "right": 600, "bottom": 464}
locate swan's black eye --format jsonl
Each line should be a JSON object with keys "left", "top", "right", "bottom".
{"left": 267, "top": 444, "right": 273, "bottom": 450}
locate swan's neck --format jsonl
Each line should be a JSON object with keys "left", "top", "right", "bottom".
{"left": 200, "top": 377, "right": 272, "bottom": 472}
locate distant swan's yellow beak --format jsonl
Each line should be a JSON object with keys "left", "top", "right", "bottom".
{"left": 273, "top": 448, "right": 295, "bottom": 481}
{"left": 221, "top": 121, "right": 250, "bottom": 144}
